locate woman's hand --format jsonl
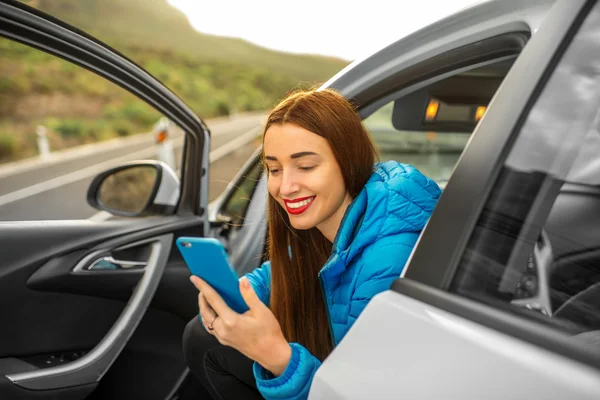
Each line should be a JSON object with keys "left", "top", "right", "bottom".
{"left": 190, "top": 275, "right": 292, "bottom": 376}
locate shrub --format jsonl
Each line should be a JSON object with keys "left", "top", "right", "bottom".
{"left": 52, "top": 119, "right": 85, "bottom": 138}
{"left": 0, "top": 133, "right": 17, "bottom": 159}
{"left": 103, "top": 101, "right": 160, "bottom": 126}
{"left": 214, "top": 100, "right": 230, "bottom": 117}
{"left": 112, "top": 120, "right": 137, "bottom": 137}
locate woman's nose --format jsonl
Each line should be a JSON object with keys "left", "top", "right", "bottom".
{"left": 280, "top": 171, "right": 299, "bottom": 195}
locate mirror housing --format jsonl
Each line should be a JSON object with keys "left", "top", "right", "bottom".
{"left": 87, "top": 160, "right": 180, "bottom": 217}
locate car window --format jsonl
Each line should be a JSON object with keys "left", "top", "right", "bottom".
{"left": 0, "top": 37, "right": 184, "bottom": 221}
{"left": 451, "top": 5, "right": 600, "bottom": 338}
{"left": 218, "top": 158, "right": 264, "bottom": 228}
{"left": 363, "top": 58, "right": 514, "bottom": 187}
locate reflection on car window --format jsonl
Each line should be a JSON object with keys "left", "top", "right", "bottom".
{"left": 452, "top": 5, "right": 600, "bottom": 339}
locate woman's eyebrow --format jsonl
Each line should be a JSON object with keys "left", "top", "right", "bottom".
{"left": 291, "top": 151, "right": 318, "bottom": 159}
{"left": 265, "top": 152, "right": 318, "bottom": 161}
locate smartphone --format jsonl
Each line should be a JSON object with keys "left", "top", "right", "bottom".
{"left": 176, "top": 237, "right": 249, "bottom": 314}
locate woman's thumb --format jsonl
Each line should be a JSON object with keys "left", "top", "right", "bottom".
{"left": 240, "top": 277, "right": 262, "bottom": 310}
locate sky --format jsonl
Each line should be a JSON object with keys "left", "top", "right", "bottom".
{"left": 167, "top": 0, "right": 484, "bottom": 61}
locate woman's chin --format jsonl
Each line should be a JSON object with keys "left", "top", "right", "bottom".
{"left": 288, "top": 216, "right": 316, "bottom": 231}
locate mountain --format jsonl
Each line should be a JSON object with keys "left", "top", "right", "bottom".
{"left": 0, "top": 0, "right": 350, "bottom": 163}
{"left": 30, "top": 0, "right": 349, "bottom": 83}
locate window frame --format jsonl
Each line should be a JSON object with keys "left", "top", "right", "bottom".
{"left": 361, "top": 56, "right": 517, "bottom": 187}
{"left": 0, "top": 0, "right": 210, "bottom": 224}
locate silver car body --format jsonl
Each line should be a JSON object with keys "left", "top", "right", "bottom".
{"left": 306, "top": 0, "right": 600, "bottom": 398}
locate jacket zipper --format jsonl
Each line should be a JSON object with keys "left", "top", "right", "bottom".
{"left": 318, "top": 271, "right": 336, "bottom": 347}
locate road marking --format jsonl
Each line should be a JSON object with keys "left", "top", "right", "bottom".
{"left": 209, "top": 126, "right": 260, "bottom": 163}
{"left": 0, "top": 126, "right": 260, "bottom": 212}
{"left": 0, "top": 146, "right": 159, "bottom": 208}
{"left": 0, "top": 113, "right": 266, "bottom": 180}
{"left": 0, "top": 132, "right": 158, "bottom": 180}
{"left": 88, "top": 127, "right": 261, "bottom": 222}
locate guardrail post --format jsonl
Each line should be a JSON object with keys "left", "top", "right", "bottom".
{"left": 36, "top": 125, "right": 51, "bottom": 160}
{"left": 154, "top": 118, "right": 176, "bottom": 170}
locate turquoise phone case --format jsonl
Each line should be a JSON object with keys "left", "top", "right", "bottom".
{"left": 176, "top": 237, "right": 249, "bottom": 314}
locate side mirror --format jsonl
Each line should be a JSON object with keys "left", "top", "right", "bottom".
{"left": 87, "top": 160, "right": 180, "bottom": 217}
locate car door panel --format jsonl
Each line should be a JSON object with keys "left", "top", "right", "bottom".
{"left": 17, "top": 219, "right": 202, "bottom": 314}
{"left": 6, "top": 234, "right": 171, "bottom": 390}
{"left": 0, "top": 218, "right": 207, "bottom": 398}
{"left": 0, "top": 377, "right": 96, "bottom": 400}
{"left": 311, "top": 287, "right": 600, "bottom": 400}
{"left": 0, "top": 2, "right": 213, "bottom": 398}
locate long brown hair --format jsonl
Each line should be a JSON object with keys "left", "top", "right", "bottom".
{"left": 263, "top": 88, "right": 378, "bottom": 360}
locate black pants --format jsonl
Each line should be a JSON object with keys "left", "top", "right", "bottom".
{"left": 182, "top": 316, "right": 264, "bottom": 400}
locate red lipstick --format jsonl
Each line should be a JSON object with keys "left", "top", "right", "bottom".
{"left": 283, "top": 196, "right": 315, "bottom": 215}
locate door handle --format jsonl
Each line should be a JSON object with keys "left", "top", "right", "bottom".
{"left": 71, "top": 238, "right": 155, "bottom": 274}
{"left": 88, "top": 256, "right": 147, "bottom": 271}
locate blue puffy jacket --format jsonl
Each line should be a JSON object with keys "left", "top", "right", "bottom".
{"left": 245, "top": 161, "right": 441, "bottom": 399}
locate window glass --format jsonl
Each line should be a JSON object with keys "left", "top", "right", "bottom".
{"left": 218, "top": 159, "right": 264, "bottom": 228}
{"left": 363, "top": 58, "right": 514, "bottom": 187}
{"left": 363, "top": 102, "right": 468, "bottom": 185}
{"left": 0, "top": 37, "right": 184, "bottom": 221}
{"left": 452, "top": 5, "right": 600, "bottom": 337}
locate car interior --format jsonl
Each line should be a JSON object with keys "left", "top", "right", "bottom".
{"left": 369, "top": 54, "right": 600, "bottom": 344}
{"left": 447, "top": 115, "right": 600, "bottom": 345}
{"left": 363, "top": 57, "right": 516, "bottom": 187}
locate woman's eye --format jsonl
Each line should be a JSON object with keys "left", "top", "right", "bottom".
{"left": 299, "top": 166, "right": 315, "bottom": 172}
{"left": 268, "top": 168, "right": 280, "bottom": 175}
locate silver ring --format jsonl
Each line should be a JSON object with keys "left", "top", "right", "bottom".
{"left": 207, "top": 315, "right": 217, "bottom": 330}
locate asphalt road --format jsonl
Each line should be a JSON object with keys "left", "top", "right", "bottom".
{"left": 0, "top": 114, "right": 265, "bottom": 221}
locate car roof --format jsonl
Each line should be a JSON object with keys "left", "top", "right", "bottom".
{"left": 323, "top": 0, "right": 557, "bottom": 100}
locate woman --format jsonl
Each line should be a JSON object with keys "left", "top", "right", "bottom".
{"left": 182, "top": 88, "right": 441, "bottom": 399}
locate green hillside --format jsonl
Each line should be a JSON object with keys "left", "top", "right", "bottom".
{"left": 0, "top": 0, "right": 349, "bottom": 163}
{"left": 32, "top": 0, "right": 348, "bottom": 82}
